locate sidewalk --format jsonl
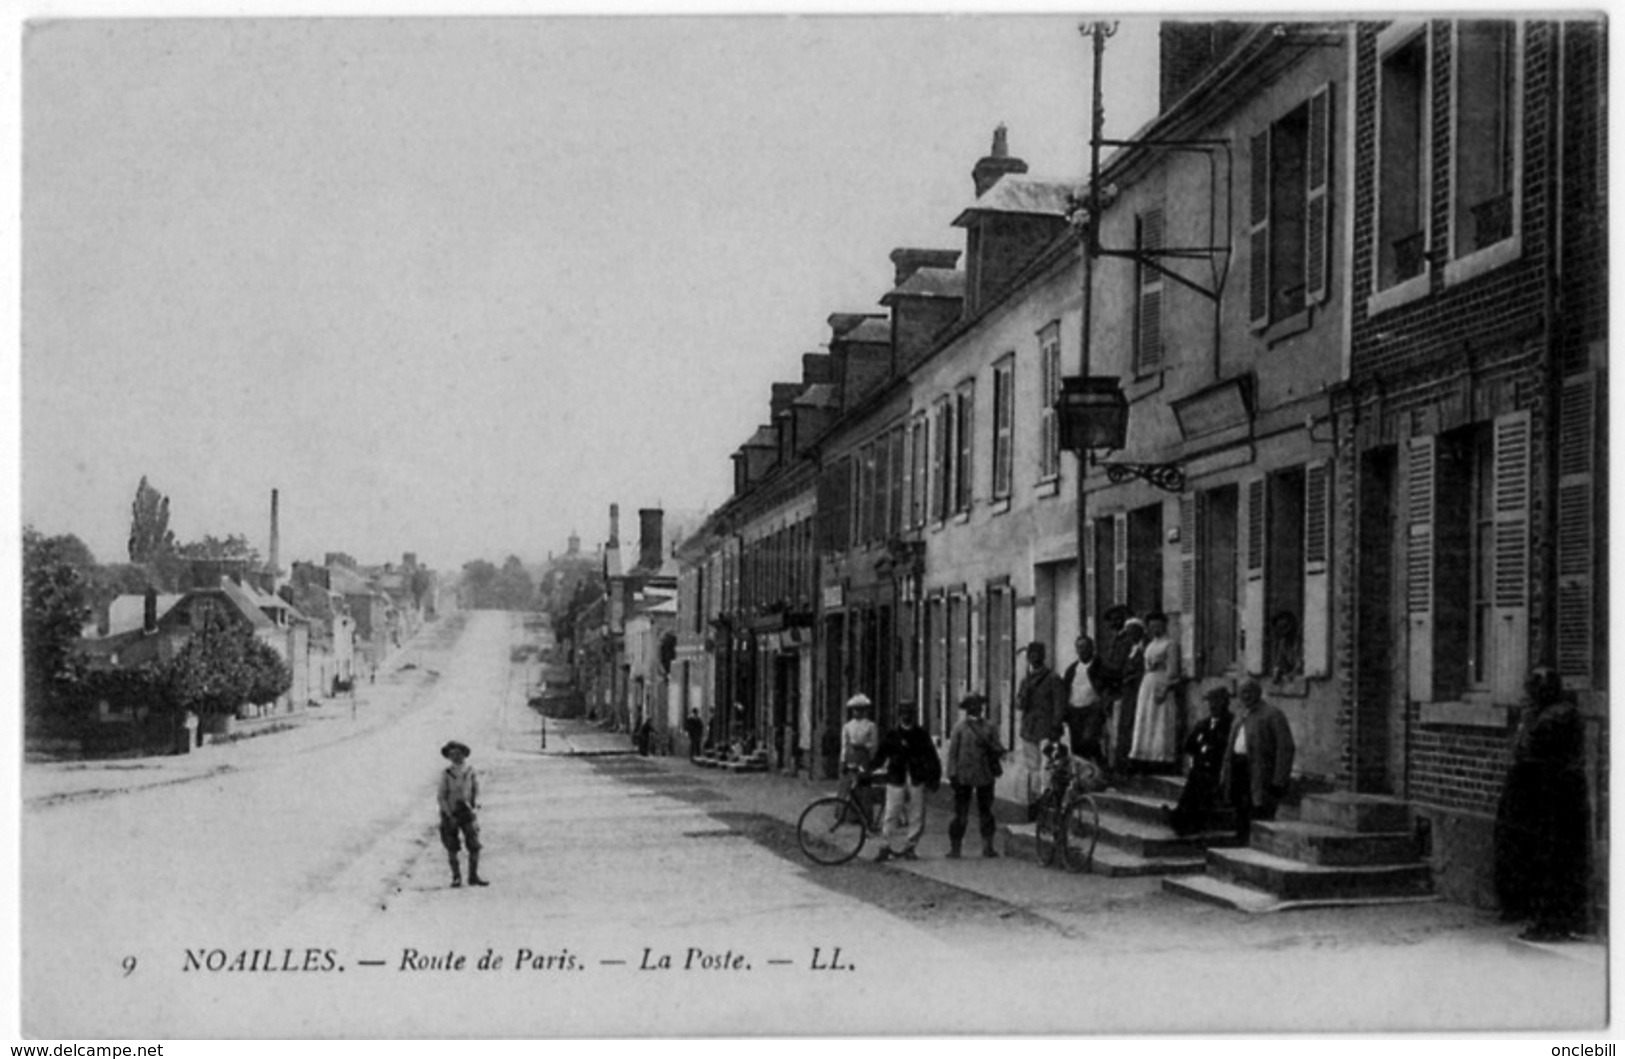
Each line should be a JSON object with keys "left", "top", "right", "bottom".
{"left": 560, "top": 738, "right": 1607, "bottom": 971}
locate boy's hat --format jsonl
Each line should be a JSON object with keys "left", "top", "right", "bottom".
{"left": 441, "top": 740, "right": 472, "bottom": 759}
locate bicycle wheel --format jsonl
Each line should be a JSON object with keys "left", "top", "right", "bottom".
{"left": 797, "top": 797, "right": 868, "bottom": 865}
{"left": 1033, "top": 793, "right": 1060, "bottom": 867}
{"left": 1062, "top": 794, "right": 1100, "bottom": 873}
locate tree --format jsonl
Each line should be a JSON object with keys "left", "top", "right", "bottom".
{"left": 177, "top": 534, "right": 261, "bottom": 564}
{"left": 161, "top": 612, "right": 288, "bottom": 716}
{"left": 496, "top": 555, "right": 536, "bottom": 611}
{"left": 461, "top": 560, "right": 498, "bottom": 609}
{"left": 22, "top": 527, "right": 93, "bottom": 720}
{"left": 127, "top": 476, "right": 175, "bottom": 566}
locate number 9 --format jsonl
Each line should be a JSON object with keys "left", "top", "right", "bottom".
{"left": 122, "top": 956, "right": 137, "bottom": 977}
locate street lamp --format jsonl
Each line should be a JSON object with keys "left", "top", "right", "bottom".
{"left": 1056, "top": 375, "right": 1129, "bottom": 453}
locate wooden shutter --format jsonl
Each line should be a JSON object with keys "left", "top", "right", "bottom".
{"left": 1406, "top": 436, "right": 1436, "bottom": 701}
{"left": 1305, "top": 84, "right": 1333, "bottom": 304}
{"left": 1083, "top": 520, "right": 1097, "bottom": 639}
{"left": 1490, "top": 411, "right": 1531, "bottom": 701}
{"left": 1179, "top": 494, "right": 1200, "bottom": 668}
{"left": 932, "top": 401, "right": 949, "bottom": 522}
{"left": 1303, "top": 460, "right": 1331, "bottom": 677}
{"left": 1556, "top": 372, "right": 1598, "bottom": 684}
{"left": 1112, "top": 513, "right": 1129, "bottom": 610}
{"left": 994, "top": 363, "right": 1014, "bottom": 498}
{"left": 1243, "top": 477, "right": 1266, "bottom": 675}
{"left": 957, "top": 385, "right": 975, "bottom": 513}
{"left": 1248, "top": 129, "right": 1272, "bottom": 328}
{"left": 1137, "top": 208, "right": 1165, "bottom": 372}
{"left": 900, "top": 421, "right": 915, "bottom": 532}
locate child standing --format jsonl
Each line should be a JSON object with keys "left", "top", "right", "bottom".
{"left": 438, "top": 740, "right": 489, "bottom": 888}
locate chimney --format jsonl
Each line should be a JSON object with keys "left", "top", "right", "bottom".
{"left": 800, "top": 352, "right": 833, "bottom": 385}
{"left": 638, "top": 509, "right": 665, "bottom": 571}
{"left": 972, "top": 124, "right": 1028, "bottom": 197}
{"left": 143, "top": 586, "right": 158, "bottom": 634}
{"left": 268, "top": 489, "right": 280, "bottom": 589}
{"left": 609, "top": 504, "right": 621, "bottom": 547}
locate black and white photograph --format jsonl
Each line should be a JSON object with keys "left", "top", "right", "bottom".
{"left": 9, "top": 6, "right": 1612, "bottom": 1044}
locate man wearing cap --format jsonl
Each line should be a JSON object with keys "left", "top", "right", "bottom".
{"left": 945, "top": 695, "right": 1006, "bottom": 859}
{"left": 868, "top": 704, "right": 942, "bottom": 862}
{"left": 1016, "top": 642, "right": 1067, "bottom": 816}
{"left": 438, "top": 740, "right": 488, "bottom": 888}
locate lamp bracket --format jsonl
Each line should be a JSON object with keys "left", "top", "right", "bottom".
{"left": 1101, "top": 460, "right": 1186, "bottom": 493}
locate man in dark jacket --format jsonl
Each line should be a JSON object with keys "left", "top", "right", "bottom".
{"left": 869, "top": 704, "right": 942, "bottom": 862}
{"left": 1062, "top": 634, "right": 1110, "bottom": 768}
{"left": 1220, "top": 679, "right": 1295, "bottom": 843}
{"left": 1016, "top": 642, "right": 1067, "bottom": 815}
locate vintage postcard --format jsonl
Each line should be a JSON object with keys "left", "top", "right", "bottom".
{"left": 11, "top": 6, "right": 1612, "bottom": 1045}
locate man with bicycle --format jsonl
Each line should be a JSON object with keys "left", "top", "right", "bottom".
{"left": 868, "top": 703, "right": 942, "bottom": 862}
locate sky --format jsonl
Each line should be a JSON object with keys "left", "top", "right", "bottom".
{"left": 18, "top": 11, "right": 1164, "bottom": 572}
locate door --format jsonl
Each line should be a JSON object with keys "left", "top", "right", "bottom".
{"left": 1355, "top": 446, "right": 1403, "bottom": 793}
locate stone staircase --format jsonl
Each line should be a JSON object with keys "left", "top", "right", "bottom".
{"left": 1164, "top": 791, "right": 1436, "bottom": 912}
{"left": 694, "top": 748, "right": 770, "bottom": 773}
{"left": 1005, "top": 774, "right": 1241, "bottom": 876}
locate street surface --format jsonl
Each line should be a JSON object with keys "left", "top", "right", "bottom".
{"left": 20, "top": 612, "right": 1607, "bottom": 1037}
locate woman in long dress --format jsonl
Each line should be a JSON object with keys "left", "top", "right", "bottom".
{"left": 1128, "top": 611, "right": 1181, "bottom": 767}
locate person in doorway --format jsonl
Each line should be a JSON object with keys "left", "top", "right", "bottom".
{"left": 1062, "top": 634, "right": 1109, "bottom": 769}
{"left": 868, "top": 704, "right": 942, "bottom": 862}
{"left": 1102, "top": 612, "right": 1145, "bottom": 775}
{"left": 1016, "top": 642, "right": 1067, "bottom": 818}
{"left": 945, "top": 695, "right": 1006, "bottom": 859}
{"left": 1220, "top": 680, "right": 1294, "bottom": 845}
{"left": 1128, "top": 612, "right": 1182, "bottom": 770}
{"left": 438, "top": 740, "right": 488, "bottom": 888}
{"left": 1166, "top": 686, "right": 1234, "bottom": 836}
{"left": 1494, "top": 668, "right": 1590, "bottom": 942}
{"left": 683, "top": 709, "right": 705, "bottom": 761}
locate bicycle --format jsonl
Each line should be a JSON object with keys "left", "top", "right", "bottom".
{"left": 1032, "top": 744, "right": 1102, "bottom": 873}
{"left": 797, "top": 771, "right": 883, "bottom": 865}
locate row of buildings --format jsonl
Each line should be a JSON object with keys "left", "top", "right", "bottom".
{"left": 77, "top": 489, "right": 443, "bottom": 735}
{"left": 649, "top": 19, "right": 1606, "bottom": 909}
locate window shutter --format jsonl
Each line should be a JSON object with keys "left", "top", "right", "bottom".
{"left": 1556, "top": 373, "right": 1597, "bottom": 684}
{"left": 1083, "top": 520, "right": 1097, "bottom": 639}
{"left": 1243, "top": 477, "right": 1266, "bottom": 675}
{"left": 1303, "top": 460, "right": 1331, "bottom": 677}
{"left": 900, "top": 422, "right": 915, "bottom": 532}
{"left": 932, "top": 402, "right": 949, "bottom": 522}
{"left": 1305, "top": 83, "right": 1333, "bottom": 304}
{"left": 1137, "top": 209, "right": 1165, "bottom": 372}
{"left": 1179, "top": 494, "right": 1200, "bottom": 668}
{"left": 957, "top": 386, "right": 975, "bottom": 513}
{"left": 1490, "top": 411, "right": 1531, "bottom": 701}
{"left": 1248, "top": 129, "right": 1272, "bottom": 328}
{"left": 1113, "top": 513, "right": 1129, "bottom": 609}
{"left": 1406, "top": 436, "right": 1436, "bottom": 701}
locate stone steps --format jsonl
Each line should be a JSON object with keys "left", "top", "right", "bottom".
{"left": 1161, "top": 791, "right": 1435, "bottom": 909}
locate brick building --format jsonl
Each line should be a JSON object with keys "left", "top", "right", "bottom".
{"left": 1331, "top": 17, "right": 1607, "bottom": 908}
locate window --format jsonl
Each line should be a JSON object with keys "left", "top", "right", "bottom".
{"left": 925, "top": 594, "right": 945, "bottom": 730}
{"left": 1451, "top": 21, "right": 1522, "bottom": 264}
{"left": 887, "top": 427, "right": 905, "bottom": 537}
{"left": 992, "top": 356, "right": 1015, "bottom": 501}
{"left": 1038, "top": 322, "right": 1062, "bottom": 480}
{"left": 1407, "top": 413, "right": 1529, "bottom": 703}
{"left": 1135, "top": 209, "right": 1165, "bottom": 372}
{"left": 947, "top": 592, "right": 968, "bottom": 733}
{"left": 954, "top": 381, "right": 975, "bottom": 515}
{"left": 1249, "top": 85, "right": 1333, "bottom": 327}
{"left": 872, "top": 435, "right": 891, "bottom": 542}
{"left": 1376, "top": 26, "right": 1429, "bottom": 291}
{"left": 855, "top": 445, "right": 873, "bottom": 545}
{"left": 1127, "top": 503, "right": 1164, "bottom": 619}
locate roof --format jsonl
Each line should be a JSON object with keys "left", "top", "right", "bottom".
{"left": 792, "top": 383, "right": 841, "bottom": 409}
{"left": 881, "top": 267, "right": 965, "bottom": 304}
{"left": 215, "top": 579, "right": 277, "bottom": 629}
{"left": 837, "top": 317, "right": 892, "bottom": 345}
{"left": 105, "top": 594, "right": 182, "bottom": 636}
{"left": 952, "top": 175, "right": 1079, "bottom": 226}
{"left": 741, "top": 425, "right": 778, "bottom": 450}
{"left": 327, "top": 565, "right": 376, "bottom": 596}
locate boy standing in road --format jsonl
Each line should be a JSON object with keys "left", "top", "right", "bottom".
{"left": 438, "top": 740, "right": 489, "bottom": 888}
